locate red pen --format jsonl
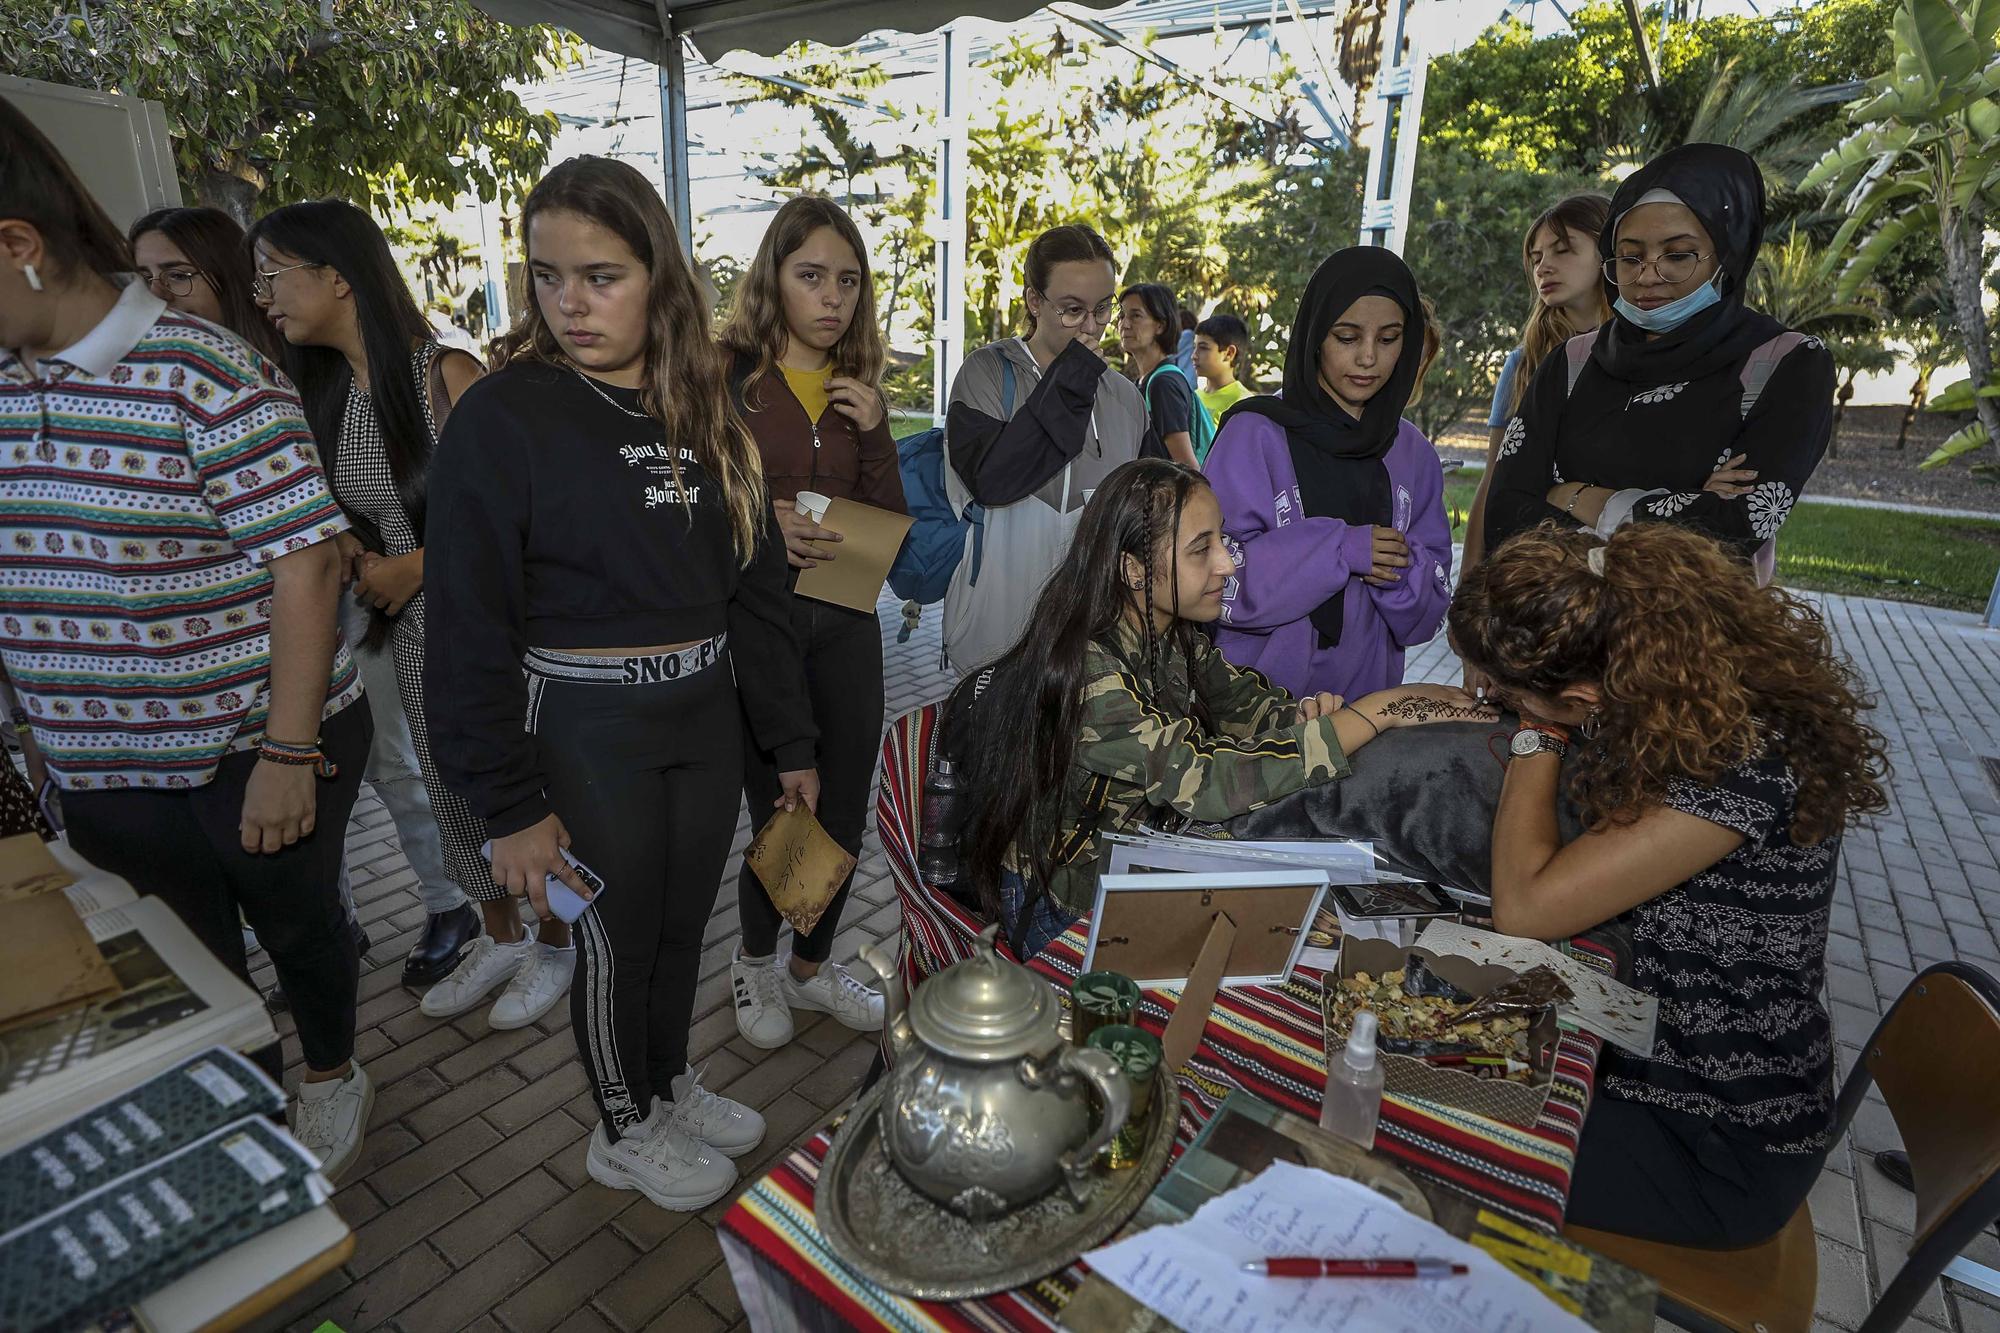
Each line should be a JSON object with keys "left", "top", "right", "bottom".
{"left": 1240, "top": 1257, "right": 1470, "bottom": 1278}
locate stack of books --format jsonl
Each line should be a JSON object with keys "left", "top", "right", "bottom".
{"left": 0, "top": 836, "right": 352, "bottom": 1331}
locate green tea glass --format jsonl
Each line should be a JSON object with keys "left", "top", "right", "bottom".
{"left": 1086, "top": 1024, "right": 1164, "bottom": 1169}
{"left": 1071, "top": 970, "right": 1140, "bottom": 1048}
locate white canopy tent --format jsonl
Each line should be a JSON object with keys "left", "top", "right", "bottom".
{"left": 470, "top": 0, "right": 1420, "bottom": 412}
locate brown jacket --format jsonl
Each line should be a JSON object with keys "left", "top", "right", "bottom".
{"left": 729, "top": 352, "right": 905, "bottom": 514}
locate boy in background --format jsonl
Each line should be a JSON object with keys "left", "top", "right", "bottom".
{"left": 1194, "top": 313, "right": 1254, "bottom": 419}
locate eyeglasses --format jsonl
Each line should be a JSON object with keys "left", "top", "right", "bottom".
{"left": 1039, "top": 291, "right": 1118, "bottom": 330}
{"left": 142, "top": 266, "right": 210, "bottom": 298}
{"left": 1603, "top": 252, "right": 1709, "bottom": 287}
{"left": 252, "top": 259, "right": 323, "bottom": 299}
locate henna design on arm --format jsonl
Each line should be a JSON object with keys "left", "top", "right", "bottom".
{"left": 1377, "top": 695, "right": 1492, "bottom": 724}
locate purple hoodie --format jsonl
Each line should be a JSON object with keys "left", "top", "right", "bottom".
{"left": 1207, "top": 412, "right": 1452, "bottom": 700}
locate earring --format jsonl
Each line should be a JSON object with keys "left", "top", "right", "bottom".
{"left": 23, "top": 264, "right": 42, "bottom": 293}
{"left": 1580, "top": 709, "right": 1601, "bottom": 740}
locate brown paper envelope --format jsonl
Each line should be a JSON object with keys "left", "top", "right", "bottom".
{"left": 744, "top": 803, "right": 860, "bottom": 938}
{"left": 792, "top": 498, "right": 917, "bottom": 614}
{"left": 0, "top": 832, "right": 76, "bottom": 904}
{"left": 0, "top": 890, "right": 120, "bottom": 1030}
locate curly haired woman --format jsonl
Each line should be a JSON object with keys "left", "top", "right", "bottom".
{"left": 1449, "top": 522, "right": 1888, "bottom": 1248}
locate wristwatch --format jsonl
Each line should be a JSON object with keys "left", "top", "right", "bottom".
{"left": 1510, "top": 728, "right": 1568, "bottom": 760}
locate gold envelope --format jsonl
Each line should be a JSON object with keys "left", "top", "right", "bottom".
{"left": 744, "top": 803, "right": 859, "bottom": 938}
{"left": 792, "top": 498, "right": 916, "bottom": 614}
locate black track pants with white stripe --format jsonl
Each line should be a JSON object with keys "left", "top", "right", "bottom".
{"left": 527, "top": 657, "right": 742, "bottom": 1140}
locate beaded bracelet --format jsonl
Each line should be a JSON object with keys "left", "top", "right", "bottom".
{"left": 257, "top": 735, "right": 339, "bottom": 779}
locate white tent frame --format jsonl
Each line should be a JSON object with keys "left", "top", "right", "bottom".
{"left": 472, "top": 0, "right": 1421, "bottom": 415}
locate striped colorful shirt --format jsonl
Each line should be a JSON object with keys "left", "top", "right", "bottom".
{"left": 0, "top": 282, "right": 359, "bottom": 791}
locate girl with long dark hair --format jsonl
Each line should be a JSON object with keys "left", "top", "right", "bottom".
{"left": 129, "top": 206, "right": 282, "bottom": 361}
{"left": 0, "top": 96, "right": 371, "bottom": 1175}
{"left": 1118, "top": 282, "right": 1203, "bottom": 466}
{"left": 246, "top": 201, "right": 524, "bottom": 1008}
{"left": 425, "top": 156, "right": 817, "bottom": 1211}
{"left": 950, "top": 458, "right": 1490, "bottom": 956}
{"left": 1204, "top": 247, "right": 1453, "bottom": 702}
{"left": 1483, "top": 145, "right": 1833, "bottom": 573}
{"left": 1450, "top": 522, "right": 1887, "bottom": 1246}
{"left": 942, "top": 223, "right": 1154, "bottom": 673}
{"left": 717, "top": 195, "right": 903, "bottom": 1048}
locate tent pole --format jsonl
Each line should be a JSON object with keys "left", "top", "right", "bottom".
{"left": 1357, "top": 0, "right": 1425, "bottom": 254}
{"left": 932, "top": 22, "right": 969, "bottom": 422}
{"left": 655, "top": 15, "right": 693, "bottom": 255}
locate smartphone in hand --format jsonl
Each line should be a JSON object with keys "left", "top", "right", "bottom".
{"left": 478, "top": 842, "right": 606, "bottom": 923}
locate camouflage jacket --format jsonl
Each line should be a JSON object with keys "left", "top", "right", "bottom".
{"left": 1015, "top": 619, "right": 1352, "bottom": 916}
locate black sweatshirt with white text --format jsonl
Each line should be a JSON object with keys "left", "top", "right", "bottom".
{"left": 424, "top": 360, "right": 815, "bottom": 837}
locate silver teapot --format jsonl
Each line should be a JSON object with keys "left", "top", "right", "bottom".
{"left": 860, "top": 925, "right": 1130, "bottom": 1221}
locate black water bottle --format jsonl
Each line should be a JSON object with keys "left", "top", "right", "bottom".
{"left": 918, "top": 757, "right": 963, "bottom": 887}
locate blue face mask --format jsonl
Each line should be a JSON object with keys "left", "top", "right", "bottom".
{"left": 1614, "top": 272, "right": 1725, "bottom": 333}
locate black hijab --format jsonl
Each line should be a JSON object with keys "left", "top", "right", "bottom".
{"left": 1222, "top": 246, "right": 1426, "bottom": 648}
{"left": 1593, "top": 142, "right": 1783, "bottom": 384}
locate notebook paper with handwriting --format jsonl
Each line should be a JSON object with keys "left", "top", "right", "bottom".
{"left": 1082, "top": 1159, "right": 1590, "bottom": 1333}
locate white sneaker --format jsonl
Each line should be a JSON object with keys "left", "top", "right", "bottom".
{"left": 586, "top": 1098, "right": 736, "bottom": 1211}
{"left": 668, "top": 1063, "right": 765, "bottom": 1157}
{"left": 783, "top": 959, "right": 885, "bottom": 1032}
{"left": 420, "top": 934, "right": 533, "bottom": 1018}
{"left": 290, "top": 1064, "right": 373, "bottom": 1183}
{"left": 488, "top": 941, "right": 573, "bottom": 1030}
{"left": 731, "top": 950, "right": 794, "bottom": 1049}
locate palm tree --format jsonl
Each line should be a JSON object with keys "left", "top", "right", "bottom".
{"left": 1751, "top": 225, "right": 1892, "bottom": 457}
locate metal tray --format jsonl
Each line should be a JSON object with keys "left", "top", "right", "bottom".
{"left": 815, "top": 1067, "right": 1179, "bottom": 1300}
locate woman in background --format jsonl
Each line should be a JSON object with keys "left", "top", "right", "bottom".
{"left": 1204, "top": 247, "right": 1452, "bottom": 702}
{"left": 941, "top": 223, "right": 1153, "bottom": 673}
{"left": 1119, "top": 282, "right": 1202, "bottom": 467}
{"left": 718, "top": 195, "right": 902, "bottom": 1049}
{"left": 248, "top": 201, "right": 541, "bottom": 1010}
{"left": 130, "top": 206, "right": 282, "bottom": 362}
{"left": 1460, "top": 193, "right": 1610, "bottom": 578}
{"left": 1483, "top": 145, "right": 1832, "bottom": 566}
{"left": 1450, "top": 522, "right": 1886, "bottom": 1246}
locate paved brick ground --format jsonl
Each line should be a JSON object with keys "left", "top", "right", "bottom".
{"left": 250, "top": 585, "right": 1999, "bottom": 1333}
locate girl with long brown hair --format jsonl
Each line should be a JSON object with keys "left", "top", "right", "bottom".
{"left": 424, "top": 155, "right": 817, "bottom": 1212}
{"left": 1449, "top": 522, "right": 1887, "bottom": 1247}
{"left": 1459, "top": 192, "right": 1610, "bottom": 580}
{"left": 717, "top": 195, "right": 903, "bottom": 1047}
{"left": 129, "top": 206, "right": 282, "bottom": 361}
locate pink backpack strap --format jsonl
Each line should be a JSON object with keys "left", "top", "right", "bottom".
{"left": 1738, "top": 332, "right": 1811, "bottom": 419}
{"left": 1563, "top": 331, "right": 1596, "bottom": 397}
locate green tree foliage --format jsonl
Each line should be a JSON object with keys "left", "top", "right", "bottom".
{"left": 0, "top": 0, "right": 577, "bottom": 220}
{"left": 1804, "top": 0, "right": 2000, "bottom": 473}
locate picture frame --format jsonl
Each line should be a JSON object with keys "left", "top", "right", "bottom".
{"left": 1081, "top": 870, "right": 1330, "bottom": 988}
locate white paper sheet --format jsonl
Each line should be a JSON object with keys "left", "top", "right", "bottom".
{"left": 1083, "top": 1160, "right": 1590, "bottom": 1333}
{"left": 1414, "top": 920, "right": 1659, "bottom": 1058}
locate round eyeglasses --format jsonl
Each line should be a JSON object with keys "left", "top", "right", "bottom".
{"left": 252, "top": 259, "right": 324, "bottom": 299}
{"left": 1602, "top": 252, "right": 1709, "bottom": 287}
{"left": 141, "top": 266, "right": 209, "bottom": 299}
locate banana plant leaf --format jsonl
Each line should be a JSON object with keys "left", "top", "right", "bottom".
{"left": 1919, "top": 419, "right": 1993, "bottom": 469}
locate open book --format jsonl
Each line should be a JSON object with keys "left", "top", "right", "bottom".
{"left": 0, "top": 891, "right": 276, "bottom": 1153}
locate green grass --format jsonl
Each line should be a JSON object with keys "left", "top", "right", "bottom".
{"left": 1440, "top": 478, "right": 2000, "bottom": 613}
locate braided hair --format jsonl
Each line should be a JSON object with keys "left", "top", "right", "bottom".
{"left": 951, "top": 459, "right": 1213, "bottom": 921}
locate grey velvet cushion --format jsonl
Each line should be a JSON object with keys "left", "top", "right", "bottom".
{"left": 1225, "top": 720, "right": 1585, "bottom": 896}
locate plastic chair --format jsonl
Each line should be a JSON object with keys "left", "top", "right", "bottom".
{"left": 1564, "top": 960, "right": 2000, "bottom": 1333}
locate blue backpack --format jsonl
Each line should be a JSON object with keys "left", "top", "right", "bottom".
{"left": 887, "top": 358, "right": 1016, "bottom": 607}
